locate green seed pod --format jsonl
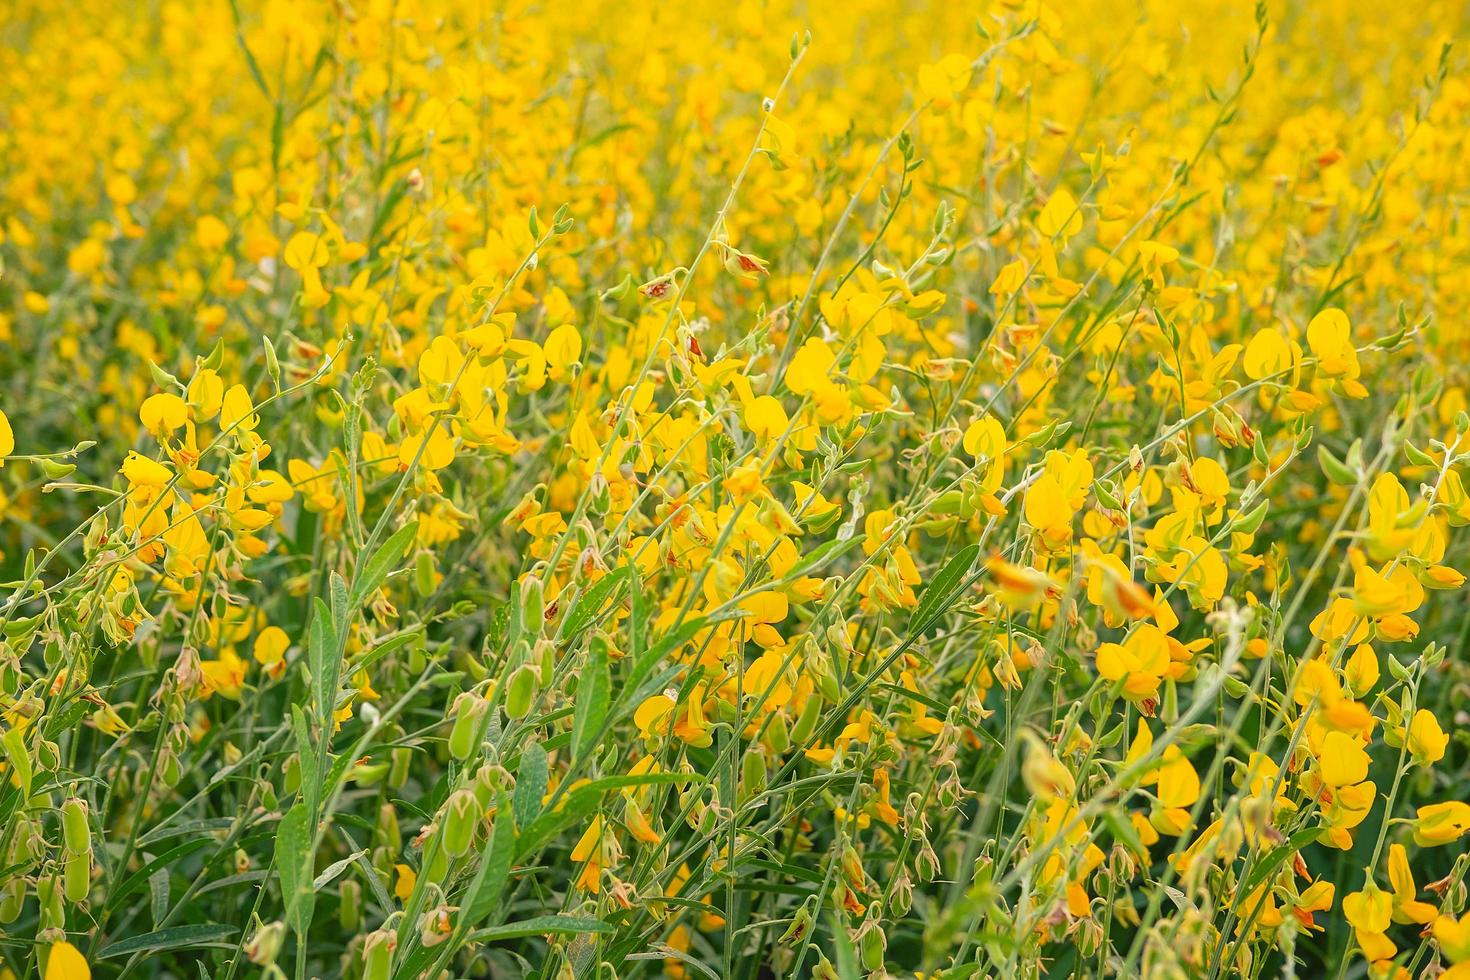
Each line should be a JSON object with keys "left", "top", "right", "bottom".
{"left": 339, "top": 878, "right": 362, "bottom": 931}
{"left": 790, "top": 693, "right": 822, "bottom": 744}
{"left": 447, "top": 692, "right": 488, "bottom": 760}
{"left": 537, "top": 637, "right": 556, "bottom": 686}
{"left": 36, "top": 738, "right": 60, "bottom": 771}
{"left": 63, "top": 846, "right": 90, "bottom": 903}
{"left": 283, "top": 754, "right": 301, "bottom": 794}
{"left": 504, "top": 665, "right": 538, "bottom": 720}
{"left": 362, "top": 928, "right": 397, "bottom": 980}
{"left": 0, "top": 879, "right": 23, "bottom": 924}
{"left": 765, "top": 712, "right": 790, "bottom": 754}
{"left": 440, "top": 789, "right": 480, "bottom": 857}
{"left": 424, "top": 843, "right": 449, "bottom": 885}
{"left": 414, "top": 551, "right": 436, "bottom": 598}
{"left": 388, "top": 746, "right": 412, "bottom": 788}
{"left": 520, "top": 575, "right": 545, "bottom": 633}
{"left": 37, "top": 874, "right": 64, "bottom": 929}
{"left": 61, "top": 798, "right": 90, "bottom": 855}
{"left": 859, "top": 919, "right": 886, "bottom": 972}
{"left": 376, "top": 803, "right": 401, "bottom": 852}
{"left": 739, "top": 751, "right": 767, "bottom": 803}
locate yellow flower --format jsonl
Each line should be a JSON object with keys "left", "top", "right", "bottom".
{"left": 45, "top": 941, "right": 89, "bottom": 980}
{"left": 1414, "top": 801, "right": 1470, "bottom": 846}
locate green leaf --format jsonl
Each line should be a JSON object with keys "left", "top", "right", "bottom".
{"left": 911, "top": 543, "right": 980, "bottom": 635}
{"left": 355, "top": 520, "right": 419, "bottom": 604}
{"left": 1241, "top": 826, "right": 1322, "bottom": 897}
{"left": 463, "top": 793, "right": 516, "bottom": 925}
{"left": 276, "top": 803, "right": 316, "bottom": 938}
{"left": 96, "top": 924, "right": 238, "bottom": 960}
{"left": 571, "top": 642, "right": 610, "bottom": 762}
{"left": 513, "top": 741, "right": 548, "bottom": 830}
{"left": 468, "top": 914, "right": 612, "bottom": 943}
{"left": 557, "top": 567, "right": 627, "bottom": 643}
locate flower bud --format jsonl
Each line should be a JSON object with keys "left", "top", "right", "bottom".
{"left": 245, "top": 920, "right": 286, "bottom": 966}
{"left": 362, "top": 928, "right": 397, "bottom": 980}
{"left": 418, "top": 905, "right": 453, "bottom": 947}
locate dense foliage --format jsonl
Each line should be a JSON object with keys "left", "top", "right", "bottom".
{"left": 4, "top": 1, "right": 1470, "bottom": 978}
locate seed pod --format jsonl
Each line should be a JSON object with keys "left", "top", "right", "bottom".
{"left": 388, "top": 746, "right": 412, "bottom": 789}
{"left": 440, "top": 789, "right": 480, "bottom": 857}
{"left": 447, "top": 692, "right": 488, "bottom": 760}
{"left": 0, "top": 879, "right": 22, "bottom": 924}
{"left": 339, "top": 879, "right": 362, "bottom": 931}
{"left": 790, "top": 695, "right": 822, "bottom": 744}
{"left": 858, "top": 918, "right": 887, "bottom": 971}
{"left": 283, "top": 754, "right": 301, "bottom": 793}
{"left": 63, "top": 847, "right": 90, "bottom": 903}
{"left": 376, "top": 803, "right": 401, "bottom": 852}
{"left": 739, "top": 751, "right": 767, "bottom": 803}
{"left": 423, "top": 843, "right": 448, "bottom": 885}
{"left": 37, "top": 874, "right": 64, "bottom": 929}
{"left": 520, "top": 575, "right": 545, "bottom": 632}
{"left": 504, "top": 665, "right": 538, "bottom": 720}
{"left": 765, "top": 712, "right": 790, "bottom": 754}
{"left": 362, "top": 928, "right": 397, "bottom": 980}
{"left": 61, "top": 798, "right": 90, "bottom": 855}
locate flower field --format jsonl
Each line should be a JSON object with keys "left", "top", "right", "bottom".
{"left": 6, "top": 0, "right": 1470, "bottom": 977}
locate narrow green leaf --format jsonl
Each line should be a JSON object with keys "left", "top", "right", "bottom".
{"left": 355, "top": 520, "right": 419, "bottom": 603}
{"left": 276, "top": 803, "right": 315, "bottom": 937}
{"left": 97, "top": 924, "right": 238, "bottom": 960}
{"left": 571, "top": 642, "right": 609, "bottom": 762}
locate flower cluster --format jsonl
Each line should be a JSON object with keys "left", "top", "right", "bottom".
{"left": 3, "top": 1, "right": 1470, "bottom": 978}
